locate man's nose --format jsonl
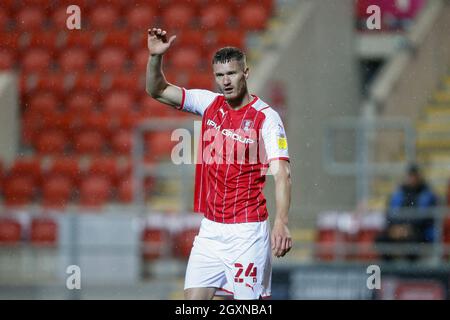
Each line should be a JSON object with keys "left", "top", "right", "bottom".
{"left": 223, "top": 75, "right": 231, "bottom": 85}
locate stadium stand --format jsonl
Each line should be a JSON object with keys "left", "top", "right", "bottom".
{"left": 0, "top": 0, "right": 277, "bottom": 209}
{"left": 0, "top": 2, "right": 278, "bottom": 278}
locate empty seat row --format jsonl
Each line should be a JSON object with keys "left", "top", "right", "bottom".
{"left": 0, "top": 216, "right": 57, "bottom": 246}
{"left": 30, "top": 129, "right": 178, "bottom": 158}
{"left": 14, "top": 45, "right": 233, "bottom": 73}
{"left": 1, "top": 29, "right": 246, "bottom": 58}
{"left": 142, "top": 226, "right": 199, "bottom": 260}
{"left": 20, "top": 83, "right": 213, "bottom": 113}
{"left": 2, "top": 173, "right": 151, "bottom": 207}
{"left": 20, "top": 71, "right": 214, "bottom": 98}
{"left": 2, "top": 3, "right": 272, "bottom": 32}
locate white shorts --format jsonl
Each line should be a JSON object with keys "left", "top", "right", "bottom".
{"left": 184, "top": 217, "right": 272, "bottom": 300}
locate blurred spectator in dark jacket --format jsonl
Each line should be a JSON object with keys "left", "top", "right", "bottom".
{"left": 376, "top": 163, "right": 439, "bottom": 261}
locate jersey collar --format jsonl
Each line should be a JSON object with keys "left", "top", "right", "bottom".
{"left": 223, "top": 94, "right": 258, "bottom": 114}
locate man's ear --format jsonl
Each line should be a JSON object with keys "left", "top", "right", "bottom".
{"left": 244, "top": 67, "right": 249, "bottom": 80}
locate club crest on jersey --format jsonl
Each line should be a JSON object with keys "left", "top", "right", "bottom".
{"left": 241, "top": 120, "right": 253, "bottom": 131}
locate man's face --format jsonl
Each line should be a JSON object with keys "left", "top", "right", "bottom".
{"left": 212, "top": 60, "right": 249, "bottom": 101}
{"left": 406, "top": 173, "right": 420, "bottom": 187}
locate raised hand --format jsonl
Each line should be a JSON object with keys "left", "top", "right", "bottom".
{"left": 148, "top": 28, "right": 177, "bottom": 56}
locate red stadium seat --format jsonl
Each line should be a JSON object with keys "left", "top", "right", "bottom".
{"left": 0, "top": 159, "right": 3, "bottom": 192}
{"left": 444, "top": 216, "right": 450, "bottom": 243}
{"left": 9, "top": 157, "right": 41, "bottom": 182}
{"left": 187, "top": 72, "right": 214, "bottom": 91}
{"left": 47, "top": 113, "right": 73, "bottom": 135}
{"left": 142, "top": 227, "right": 170, "bottom": 260}
{"left": 22, "top": 112, "right": 71, "bottom": 144}
{"left": 21, "top": 111, "right": 41, "bottom": 144}
{"left": 125, "top": 5, "right": 157, "bottom": 30}
{"left": 79, "top": 175, "right": 111, "bottom": 207}
{"left": 176, "top": 29, "right": 207, "bottom": 49}
{"left": 15, "top": 7, "right": 45, "bottom": 31}
{"left": 22, "top": 48, "right": 51, "bottom": 72}
{"left": 33, "top": 73, "right": 67, "bottom": 100}
{"left": 58, "top": 47, "right": 90, "bottom": 71}
{"left": 104, "top": 72, "right": 143, "bottom": 97}
{"left": 74, "top": 130, "right": 105, "bottom": 155}
{"left": 0, "top": 49, "right": 15, "bottom": 70}
{"left": 96, "top": 47, "right": 127, "bottom": 72}
{"left": 52, "top": 6, "right": 72, "bottom": 29}
{"left": 315, "top": 228, "right": 340, "bottom": 261}
{"left": 171, "top": 46, "right": 202, "bottom": 70}
{"left": 56, "top": 0, "right": 90, "bottom": 8}
{"left": 3, "top": 176, "right": 35, "bottom": 206}
{"left": 0, "top": 33, "right": 20, "bottom": 50}
{"left": 48, "top": 157, "right": 81, "bottom": 186}
{"left": 172, "top": 228, "right": 198, "bottom": 259}
{"left": 25, "top": 91, "right": 59, "bottom": 114}
{"left": 71, "top": 72, "right": 102, "bottom": 92}
{"left": 132, "top": 47, "right": 150, "bottom": 71}
{"left": 354, "top": 228, "right": 380, "bottom": 261}
{"left": 162, "top": 4, "right": 195, "bottom": 30}
{"left": 238, "top": 4, "right": 269, "bottom": 31}
{"left": 42, "top": 175, "right": 73, "bottom": 208}
{"left": 96, "top": 31, "right": 130, "bottom": 48}
{"left": 22, "top": 0, "right": 54, "bottom": 6}
{"left": 139, "top": 95, "right": 177, "bottom": 118}
{"left": 200, "top": 4, "right": 232, "bottom": 30}
{"left": 203, "top": 0, "right": 239, "bottom": 11}
{"left": 117, "top": 176, "right": 133, "bottom": 202}
{"left": 26, "top": 91, "right": 59, "bottom": 115}
{"left": 103, "top": 90, "right": 135, "bottom": 114}
{"left": 114, "top": 112, "right": 141, "bottom": 130}
{"left": 86, "top": 0, "right": 140, "bottom": 12}
{"left": 215, "top": 29, "right": 246, "bottom": 49}
{"left": 0, "top": 218, "right": 22, "bottom": 245}
{"left": 0, "top": 8, "right": 10, "bottom": 30}
{"left": 35, "top": 130, "right": 68, "bottom": 155}
{"left": 61, "top": 31, "right": 94, "bottom": 50}
{"left": 65, "top": 90, "right": 98, "bottom": 114}
{"left": 87, "top": 157, "right": 119, "bottom": 185}
{"left": 145, "top": 131, "right": 178, "bottom": 161}
{"left": 79, "top": 113, "right": 112, "bottom": 138}
{"left": 24, "top": 31, "right": 60, "bottom": 52}
{"left": 0, "top": 0, "right": 17, "bottom": 11}
{"left": 111, "top": 130, "right": 133, "bottom": 155}
{"left": 89, "top": 5, "right": 119, "bottom": 30}
{"left": 30, "top": 217, "right": 58, "bottom": 246}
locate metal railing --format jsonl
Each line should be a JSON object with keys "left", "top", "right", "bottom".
{"left": 323, "top": 116, "right": 416, "bottom": 203}
{"left": 311, "top": 207, "right": 450, "bottom": 265}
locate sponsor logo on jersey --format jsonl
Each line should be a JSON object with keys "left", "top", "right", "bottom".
{"left": 206, "top": 119, "right": 255, "bottom": 144}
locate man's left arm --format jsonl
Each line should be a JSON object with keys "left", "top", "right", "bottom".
{"left": 269, "top": 159, "right": 292, "bottom": 258}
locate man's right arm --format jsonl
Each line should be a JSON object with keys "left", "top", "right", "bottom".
{"left": 146, "top": 54, "right": 183, "bottom": 108}
{"left": 145, "top": 27, "right": 182, "bottom": 108}
{"left": 145, "top": 28, "right": 218, "bottom": 116}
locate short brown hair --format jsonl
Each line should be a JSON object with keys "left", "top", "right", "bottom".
{"left": 212, "top": 47, "right": 246, "bottom": 66}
